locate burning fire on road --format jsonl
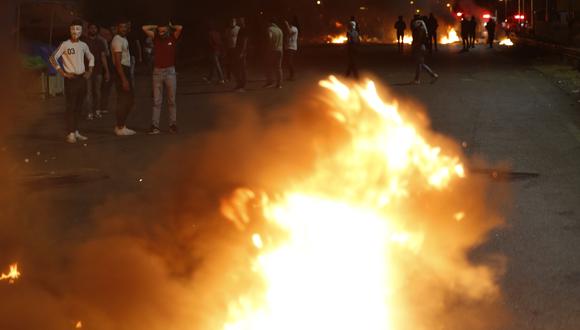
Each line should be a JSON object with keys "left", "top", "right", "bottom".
{"left": 327, "top": 35, "right": 349, "bottom": 44}
{"left": 218, "top": 76, "right": 505, "bottom": 329}
{"left": 0, "top": 74, "right": 506, "bottom": 329}
{"left": 0, "top": 263, "right": 20, "bottom": 284}
{"left": 499, "top": 38, "right": 514, "bottom": 46}
{"left": 439, "top": 27, "right": 461, "bottom": 44}
{"left": 396, "top": 27, "right": 460, "bottom": 45}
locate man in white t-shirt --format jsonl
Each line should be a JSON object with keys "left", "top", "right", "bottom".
{"left": 50, "top": 19, "right": 95, "bottom": 143}
{"left": 224, "top": 18, "right": 240, "bottom": 82}
{"left": 110, "top": 18, "right": 136, "bottom": 136}
{"left": 284, "top": 18, "right": 299, "bottom": 81}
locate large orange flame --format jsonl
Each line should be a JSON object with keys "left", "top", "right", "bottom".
{"left": 219, "top": 76, "right": 501, "bottom": 330}
{"left": 440, "top": 27, "right": 461, "bottom": 44}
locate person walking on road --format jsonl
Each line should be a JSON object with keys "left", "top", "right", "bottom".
{"left": 345, "top": 20, "right": 360, "bottom": 80}
{"left": 204, "top": 21, "right": 225, "bottom": 85}
{"left": 411, "top": 20, "right": 438, "bottom": 85}
{"left": 264, "top": 18, "right": 284, "bottom": 89}
{"left": 234, "top": 17, "right": 249, "bottom": 92}
{"left": 50, "top": 19, "right": 95, "bottom": 144}
{"left": 111, "top": 18, "right": 137, "bottom": 136}
{"left": 84, "top": 23, "right": 110, "bottom": 121}
{"left": 284, "top": 17, "right": 299, "bottom": 81}
{"left": 427, "top": 13, "right": 439, "bottom": 52}
{"left": 485, "top": 18, "right": 496, "bottom": 48}
{"left": 394, "top": 16, "right": 406, "bottom": 53}
{"left": 143, "top": 21, "right": 183, "bottom": 135}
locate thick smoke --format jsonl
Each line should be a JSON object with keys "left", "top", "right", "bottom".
{"left": 0, "top": 72, "right": 508, "bottom": 330}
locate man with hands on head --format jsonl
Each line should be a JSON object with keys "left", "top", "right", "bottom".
{"left": 50, "top": 19, "right": 95, "bottom": 144}
{"left": 142, "top": 21, "right": 183, "bottom": 134}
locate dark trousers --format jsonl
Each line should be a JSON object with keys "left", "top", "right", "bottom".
{"left": 488, "top": 33, "right": 495, "bottom": 47}
{"left": 115, "top": 66, "right": 135, "bottom": 128}
{"left": 225, "top": 48, "right": 236, "bottom": 81}
{"left": 462, "top": 35, "right": 470, "bottom": 50}
{"left": 266, "top": 50, "right": 283, "bottom": 86}
{"left": 101, "top": 60, "right": 114, "bottom": 112}
{"left": 284, "top": 49, "right": 296, "bottom": 80}
{"left": 346, "top": 47, "right": 359, "bottom": 79}
{"left": 397, "top": 33, "right": 404, "bottom": 52}
{"left": 429, "top": 32, "right": 438, "bottom": 51}
{"left": 64, "top": 76, "right": 87, "bottom": 133}
{"left": 234, "top": 55, "right": 247, "bottom": 89}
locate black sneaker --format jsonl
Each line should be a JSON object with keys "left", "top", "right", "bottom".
{"left": 147, "top": 125, "right": 161, "bottom": 135}
{"left": 169, "top": 124, "right": 178, "bottom": 134}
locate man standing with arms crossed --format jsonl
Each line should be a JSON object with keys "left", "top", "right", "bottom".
{"left": 143, "top": 21, "right": 183, "bottom": 134}
{"left": 111, "top": 18, "right": 137, "bottom": 136}
{"left": 50, "top": 19, "right": 95, "bottom": 144}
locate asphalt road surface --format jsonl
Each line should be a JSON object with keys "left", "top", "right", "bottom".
{"left": 4, "top": 43, "right": 580, "bottom": 329}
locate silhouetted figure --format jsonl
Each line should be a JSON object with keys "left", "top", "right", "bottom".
{"left": 395, "top": 16, "right": 406, "bottom": 52}
{"left": 427, "top": 13, "right": 439, "bottom": 52}
{"left": 345, "top": 21, "right": 360, "bottom": 80}
{"left": 485, "top": 18, "right": 496, "bottom": 48}
{"left": 234, "top": 17, "right": 249, "bottom": 91}
{"left": 469, "top": 16, "right": 477, "bottom": 48}
{"left": 204, "top": 21, "right": 225, "bottom": 84}
{"left": 460, "top": 18, "right": 470, "bottom": 52}
{"left": 411, "top": 20, "right": 438, "bottom": 84}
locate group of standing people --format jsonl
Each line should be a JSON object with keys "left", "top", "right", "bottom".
{"left": 460, "top": 16, "right": 478, "bottom": 52}
{"left": 461, "top": 16, "right": 498, "bottom": 51}
{"left": 395, "top": 13, "right": 439, "bottom": 53}
{"left": 50, "top": 18, "right": 183, "bottom": 143}
{"left": 204, "top": 17, "right": 300, "bottom": 91}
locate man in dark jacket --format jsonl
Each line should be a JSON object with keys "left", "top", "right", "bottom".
{"left": 394, "top": 16, "right": 406, "bottom": 52}
{"left": 485, "top": 18, "right": 496, "bottom": 48}
{"left": 427, "top": 13, "right": 439, "bottom": 52}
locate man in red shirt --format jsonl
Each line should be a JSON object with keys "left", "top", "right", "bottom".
{"left": 143, "top": 21, "right": 183, "bottom": 134}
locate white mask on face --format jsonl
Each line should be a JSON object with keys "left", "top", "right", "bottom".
{"left": 70, "top": 25, "right": 83, "bottom": 39}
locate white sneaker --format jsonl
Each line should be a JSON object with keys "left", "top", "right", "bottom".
{"left": 115, "top": 126, "right": 137, "bottom": 136}
{"left": 95, "top": 110, "right": 102, "bottom": 118}
{"left": 66, "top": 132, "right": 77, "bottom": 144}
{"left": 87, "top": 113, "right": 94, "bottom": 120}
{"left": 75, "top": 131, "right": 88, "bottom": 141}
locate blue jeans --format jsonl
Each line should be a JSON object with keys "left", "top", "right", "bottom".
{"left": 152, "top": 66, "right": 177, "bottom": 127}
